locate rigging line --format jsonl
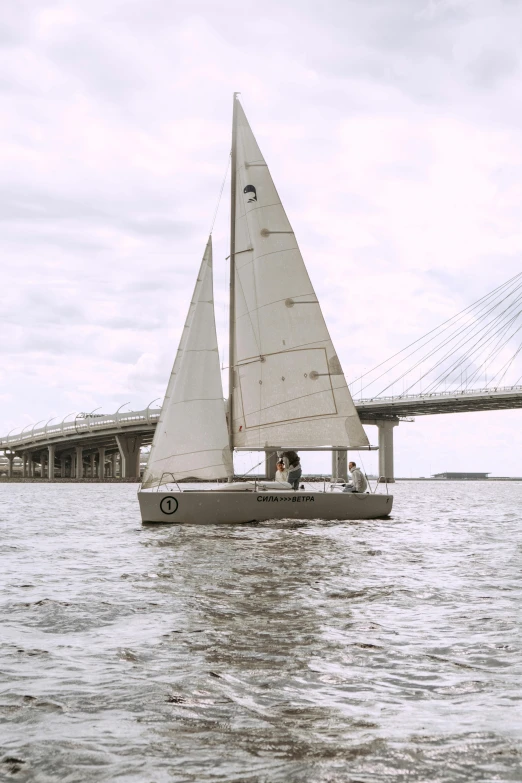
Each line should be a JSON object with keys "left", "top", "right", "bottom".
{"left": 209, "top": 151, "right": 231, "bottom": 235}
{"left": 238, "top": 168, "right": 264, "bottom": 450}
{"left": 381, "top": 288, "right": 522, "bottom": 398}
{"left": 237, "top": 453, "right": 276, "bottom": 478}
{"left": 221, "top": 334, "right": 331, "bottom": 370}
{"left": 231, "top": 148, "right": 264, "bottom": 365}
{"left": 237, "top": 175, "right": 265, "bottom": 449}
{"left": 357, "top": 274, "right": 522, "bottom": 395}
{"left": 231, "top": 392, "right": 340, "bottom": 424}
{"left": 408, "top": 304, "right": 522, "bottom": 396}
{"left": 234, "top": 258, "right": 262, "bottom": 358}
{"left": 222, "top": 179, "right": 231, "bottom": 373}
{"left": 350, "top": 271, "right": 522, "bottom": 387}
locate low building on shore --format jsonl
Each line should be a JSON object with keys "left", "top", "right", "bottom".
{"left": 432, "top": 471, "right": 490, "bottom": 480}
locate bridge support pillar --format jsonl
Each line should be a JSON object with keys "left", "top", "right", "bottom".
{"left": 116, "top": 435, "right": 142, "bottom": 478}
{"left": 7, "top": 452, "right": 15, "bottom": 477}
{"left": 98, "top": 447, "right": 106, "bottom": 479}
{"left": 60, "top": 455, "right": 66, "bottom": 478}
{"left": 40, "top": 452, "right": 46, "bottom": 478}
{"left": 332, "top": 449, "right": 348, "bottom": 481}
{"left": 90, "top": 453, "right": 96, "bottom": 478}
{"left": 376, "top": 419, "right": 399, "bottom": 483}
{"left": 265, "top": 451, "right": 278, "bottom": 480}
{"left": 111, "top": 453, "right": 118, "bottom": 477}
{"left": 47, "top": 445, "right": 55, "bottom": 480}
{"left": 75, "top": 446, "right": 83, "bottom": 479}
{"left": 27, "top": 453, "right": 33, "bottom": 478}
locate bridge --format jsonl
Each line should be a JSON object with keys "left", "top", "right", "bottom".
{"left": 356, "top": 385, "right": 522, "bottom": 418}
{"left": 2, "top": 272, "right": 522, "bottom": 482}
{"left": 2, "top": 385, "right": 522, "bottom": 482}
{"left": 354, "top": 384, "right": 522, "bottom": 482}
{"left": 0, "top": 408, "right": 160, "bottom": 480}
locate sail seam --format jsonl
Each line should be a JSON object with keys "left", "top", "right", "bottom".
{"left": 160, "top": 398, "right": 226, "bottom": 405}
{"left": 236, "top": 346, "right": 326, "bottom": 365}
{"left": 236, "top": 295, "right": 320, "bottom": 317}
{"left": 233, "top": 387, "right": 340, "bottom": 426}
{"left": 237, "top": 199, "right": 284, "bottom": 214}
{"left": 232, "top": 339, "right": 339, "bottom": 365}
{"left": 151, "top": 453, "right": 229, "bottom": 462}
{"left": 233, "top": 247, "right": 305, "bottom": 267}
{"left": 238, "top": 158, "right": 265, "bottom": 166}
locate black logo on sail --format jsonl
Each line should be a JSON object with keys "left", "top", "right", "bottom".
{"left": 244, "top": 185, "right": 257, "bottom": 202}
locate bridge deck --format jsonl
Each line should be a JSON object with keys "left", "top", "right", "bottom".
{"left": 1, "top": 385, "right": 522, "bottom": 454}
{"left": 356, "top": 385, "right": 522, "bottom": 419}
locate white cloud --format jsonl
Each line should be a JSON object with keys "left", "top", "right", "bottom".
{"left": 1, "top": 0, "right": 522, "bottom": 474}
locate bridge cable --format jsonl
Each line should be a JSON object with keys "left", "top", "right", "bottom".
{"left": 353, "top": 273, "right": 522, "bottom": 397}
{"left": 350, "top": 271, "right": 522, "bottom": 392}
{"left": 419, "top": 309, "right": 522, "bottom": 395}
{"left": 402, "top": 302, "right": 522, "bottom": 396}
{"left": 372, "top": 283, "right": 522, "bottom": 397}
{"left": 414, "top": 300, "right": 522, "bottom": 394}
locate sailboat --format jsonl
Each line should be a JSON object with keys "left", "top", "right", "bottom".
{"left": 138, "top": 95, "right": 393, "bottom": 523}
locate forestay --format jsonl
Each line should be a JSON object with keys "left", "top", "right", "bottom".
{"left": 141, "top": 237, "right": 233, "bottom": 488}
{"left": 230, "top": 101, "right": 369, "bottom": 450}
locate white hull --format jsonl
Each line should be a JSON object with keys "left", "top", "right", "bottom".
{"left": 138, "top": 489, "right": 393, "bottom": 524}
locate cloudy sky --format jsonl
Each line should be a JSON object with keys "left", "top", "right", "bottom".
{"left": 2, "top": 0, "right": 522, "bottom": 476}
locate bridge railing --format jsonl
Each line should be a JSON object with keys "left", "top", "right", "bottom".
{"left": 0, "top": 408, "right": 162, "bottom": 449}
{"left": 4, "top": 383, "right": 522, "bottom": 449}
{"left": 356, "top": 384, "right": 522, "bottom": 404}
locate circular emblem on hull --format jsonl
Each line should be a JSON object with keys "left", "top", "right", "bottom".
{"left": 160, "top": 496, "right": 178, "bottom": 515}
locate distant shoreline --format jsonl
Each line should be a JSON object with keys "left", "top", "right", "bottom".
{"left": 1, "top": 475, "right": 521, "bottom": 484}
{"left": 391, "top": 477, "right": 522, "bottom": 482}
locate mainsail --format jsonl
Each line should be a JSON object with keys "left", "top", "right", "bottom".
{"left": 230, "top": 100, "right": 369, "bottom": 450}
{"left": 142, "top": 237, "right": 233, "bottom": 487}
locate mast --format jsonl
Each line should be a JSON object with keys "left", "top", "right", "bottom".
{"left": 228, "top": 92, "right": 239, "bottom": 461}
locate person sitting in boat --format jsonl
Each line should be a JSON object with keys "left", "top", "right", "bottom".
{"left": 282, "top": 451, "right": 302, "bottom": 490}
{"left": 275, "top": 460, "right": 288, "bottom": 483}
{"left": 343, "top": 461, "right": 368, "bottom": 493}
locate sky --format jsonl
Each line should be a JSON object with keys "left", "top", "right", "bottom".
{"left": 2, "top": 0, "right": 522, "bottom": 477}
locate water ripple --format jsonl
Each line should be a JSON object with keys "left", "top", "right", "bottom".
{"left": 1, "top": 481, "right": 521, "bottom": 781}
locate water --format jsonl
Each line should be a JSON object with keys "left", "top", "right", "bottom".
{"left": 1, "top": 481, "right": 521, "bottom": 782}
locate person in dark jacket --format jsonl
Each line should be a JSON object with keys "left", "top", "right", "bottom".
{"left": 282, "top": 451, "right": 302, "bottom": 490}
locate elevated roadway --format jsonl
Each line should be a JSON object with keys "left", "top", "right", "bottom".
{"left": 2, "top": 385, "right": 522, "bottom": 480}
{"left": 356, "top": 384, "right": 522, "bottom": 419}
{"left": 0, "top": 408, "right": 160, "bottom": 479}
